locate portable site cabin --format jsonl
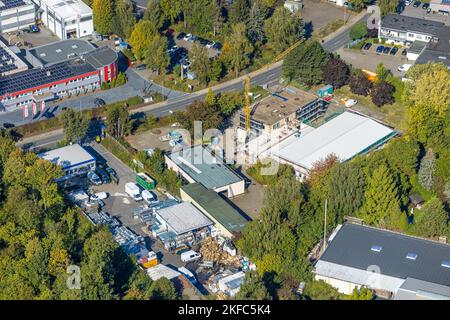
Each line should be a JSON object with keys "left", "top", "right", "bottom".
{"left": 135, "top": 172, "right": 156, "bottom": 190}
{"left": 317, "top": 85, "right": 333, "bottom": 97}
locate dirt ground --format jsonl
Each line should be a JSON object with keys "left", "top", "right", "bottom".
{"left": 126, "top": 124, "right": 186, "bottom": 152}
{"left": 301, "top": 0, "right": 352, "bottom": 32}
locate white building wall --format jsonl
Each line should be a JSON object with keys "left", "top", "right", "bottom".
{"left": 0, "top": 4, "right": 36, "bottom": 33}
{"left": 315, "top": 274, "right": 361, "bottom": 295}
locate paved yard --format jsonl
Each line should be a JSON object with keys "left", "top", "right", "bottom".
{"left": 402, "top": 3, "right": 450, "bottom": 26}
{"left": 86, "top": 142, "right": 185, "bottom": 268}
{"left": 337, "top": 46, "right": 409, "bottom": 76}
{"left": 126, "top": 124, "right": 186, "bottom": 152}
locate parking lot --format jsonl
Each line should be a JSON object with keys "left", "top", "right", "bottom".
{"left": 337, "top": 42, "right": 409, "bottom": 76}
{"left": 401, "top": 1, "right": 450, "bottom": 26}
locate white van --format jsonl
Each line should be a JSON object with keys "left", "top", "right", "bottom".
{"left": 125, "top": 182, "right": 142, "bottom": 201}
{"left": 142, "top": 189, "right": 158, "bottom": 204}
{"left": 180, "top": 250, "right": 201, "bottom": 263}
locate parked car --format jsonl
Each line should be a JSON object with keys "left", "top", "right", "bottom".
{"left": 176, "top": 32, "right": 186, "bottom": 40}
{"left": 30, "top": 25, "right": 39, "bottom": 33}
{"left": 90, "top": 192, "right": 108, "bottom": 201}
{"left": 397, "top": 63, "right": 412, "bottom": 72}
{"left": 180, "top": 250, "right": 202, "bottom": 262}
{"left": 390, "top": 47, "right": 399, "bottom": 55}
{"left": 212, "top": 42, "right": 222, "bottom": 51}
{"left": 413, "top": 1, "right": 421, "bottom": 8}
{"left": 125, "top": 182, "right": 142, "bottom": 201}
{"left": 94, "top": 98, "right": 106, "bottom": 107}
{"left": 402, "top": 48, "right": 408, "bottom": 56}
{"left": 87, "top": 171, "right": 102, "bottom": 186}
{"left": 96, "top": 168, "right": 111, "bottom": 184}
{"left": 426, "top": 7, "right": 431, "bottom": 13}
{"left": 188, "top": 35, "right": 197, "bottom": 42}
{"left": 206, "top": 40, "right": 215, "bottom": 48}
{"left": 22, "top": 28, "right": 31, "bottom": 33}
{"left": 363, "top": 42, "right": 372, "bottom": 50}
{"left": 135, "top": 64, "right": 147, "bottom": 70}
{"left": 422, "top": 2, "right": 429, "bottom": 9}
{"left": 345, "top": 99, "right": 358, "bottom": 108}
{"left": 197, "top": 37, "right": 209, "bottom": 46}
{"left": 383, "top": 46, "right": 391, "bottom": 54}
{"left": 183, "top": 33, "right": 192, "bottom": 41}
{"left": 106, "top": 167, "right": 119, "bottom": 184}
{"left": 405, "top": 0, "right": 412, "bottom": 5}
{"left": 376, "top": 45, "right": 385, "bottom": 54}
{"left": 142, "top": 190, "right": 158, "bottom": 205}
{"left": 168, "top": 45, "right": 178, "bottom": 55}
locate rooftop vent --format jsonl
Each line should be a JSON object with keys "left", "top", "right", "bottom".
{"left": 56, "top": 49, "right": 62, "bottom": 53}
{"left": 46, "top": 71, "right": 51, "bottom": 77}
{"left": 406, "top": 253, "right": 418, "bottom": 260}
{"left": 370, "top": 245, "right": 382, "bottom": 253}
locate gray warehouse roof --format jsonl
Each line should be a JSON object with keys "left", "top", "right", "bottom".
{"left": 381, "top": 13, "right": 445, "bottom": 35}
{"left": 168, "top": 145, "right": 243, "bottom": 190}
{"left": 156, "top": 202, "right": 213, "bottom": 235}
{"left": 84, "top": 46, "right": 119, "bottom": 69}
{"left": 38, "top": 143, "right": 96, "bottom": 170}
{"left": 320, "top": 223, "right": 450, "bottom": 287}
{"left": 28, "top": 39, "right": 95, "bottom": 66}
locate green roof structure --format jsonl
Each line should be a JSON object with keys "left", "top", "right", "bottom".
{"left": 181, "top": 183, "right": 249, "bottom": 234}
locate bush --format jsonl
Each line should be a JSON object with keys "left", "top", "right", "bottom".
{"left": 349, "top": 22, "right": 368, "bottom": 40}
{"left": 370, "top": 80, "right": 395, "bottom": 107}
{"left": 349, "top": 70, "right": 373, "bottom": 96}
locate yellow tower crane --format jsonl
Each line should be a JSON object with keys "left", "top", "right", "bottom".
{"left": 245, "top": 76, "right": 251, "bottom": 131}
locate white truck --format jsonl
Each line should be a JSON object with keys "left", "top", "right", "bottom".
{"left": 180, "top": 250, "right": 201, "bottom": 262}
{"left": 125, "top": 182, "right": 142, "bottom": 201}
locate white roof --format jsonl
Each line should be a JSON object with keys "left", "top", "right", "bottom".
{"left": 156, "top": 202, "right": 213, "bottom": 235}
{"left": 147, "top": 264, "right": 181, "bottom": 281}
{"left": 38, "top": 143, "right": 95, "bottom": 170}
{"left": 273, "top": 112, "right": 395, "bottom": 170}
{"left": 39, "top": 0, "right": 92, "bottom": 20}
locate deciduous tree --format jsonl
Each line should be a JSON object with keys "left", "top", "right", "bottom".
{"left": 264, "top": 6, "right": 303, "bottom": 53}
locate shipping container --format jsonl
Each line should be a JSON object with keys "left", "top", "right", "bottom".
{"left": 135, "top": 172, "right": 156, "bottom": 190}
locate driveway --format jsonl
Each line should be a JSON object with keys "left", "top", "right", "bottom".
{"left": 301, "top": 0, "right": 351, "bottom": 32}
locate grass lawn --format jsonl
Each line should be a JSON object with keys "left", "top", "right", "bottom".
{"left": 334, "top": 85, "right": 407, "bottom": 128}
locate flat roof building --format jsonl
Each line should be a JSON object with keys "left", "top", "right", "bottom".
{"left": 38, "top": 143, "right": 96, "bottom": 180}
{"left": 180, "top": 182, "right": 249, "bottom": 238}
{"left": 0, "top": 37, "right": 28, "bottom": 76}
{"left": 314, "top": 223, "right": 450, "bottom": 299}
{"left": 240, "top": 86, "right": 325, "bottom": 135}
{"left": 266, "top": 111, "right": 396, "bottom": 179}
{"left": 155, "top": 202, "right": 213, "bottom": 236}
{"left": 26, "top": 39, "right": 95, "bottom": 66}
{"left": 165, "top": 145, "right": 245, "bottom": 198}
{"left": 32, "top": 0, "right": 93, "bottom": 40}
{"left": 0, "top": 0, "right": 35, "bottom": 34}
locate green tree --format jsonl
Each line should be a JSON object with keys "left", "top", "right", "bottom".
{"left": 128, "top": 20, "right": 158, "bottom": 60}
{"left": 59, "top": 108, "right": 90, "bottom": 144}
{"left": 379, "top": 0, "right": 399, "bottom": 17}
{"left": 189, "top": 42, "right": 210, "bottom": 85}
{"left": 304, "top": 280, "right": 343, "bottom": 300}
{"left": 359, "top": 163, "right": 404, "bottom": 229}
{"left": 105, "top": 104, "right": 132, "bottom": 138}
{"left": 209, "top": 58, "right": 224, "bottom": 81}
{"left": 347, "top": 0, "right": 371, "bottom": 10}
{"left": 235, "top": 271, "right": 272, "bottom": 300}
{"left": 375, "top": 63, "right": 391, "bottom": 82}
{"left": 149, "top": 277, "right": 178, "bottom": 300}
{"left": 349, "top": 22, "right": 368, "bottom": 40}
{"left": 114, "top": 0, "right": 136, "bottom": 38}
{"left": 247, "top": 1, "right": 267, "bottom": 43}
{"left": 282, "top": 41, "right": 329, "bottom": 85}
{"left": 224, "top": 23, "right": 253, "bottom": 77}
{"left": 348, "top": 69, "right": 372, "bottom": 96}
{"left": 328, "top": 162, "right": 365, "bottom": 223}
{"left": 144, "top": 0, "right": 165, "bottom": 30}
{"left": 414, "top": 197, "right": 448, "bottom": 238}
{"left": 144, "top": 35, "right": 170, "bottom": 75}
{"left": 204, "top": 88, "right": 216, "bottom": 106}
{"left": 371, "top": 80, "right": 395, "bottom": 107}
{"left": 159, "top": 0, "right": 182, "bottom": 23}
{"left": 229, "top": 0, "right": 250, "bottom": 24}
{"left": 418, "top": 148, "right": 436, "bottom": 191}
{"left": 174, "top": 100, "right": 223, "bottom": 134}
{"left": 92, "top": 0, "right": 115, "bottom": 35}
{"left": 349, "top": 287, "right": 373, "bottom": 300}
{"left": 264, "top": 6, "right": 303, "bottom": 53}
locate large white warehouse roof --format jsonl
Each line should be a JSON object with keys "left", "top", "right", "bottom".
{"left": 274, "top": 111, "right": 396, "bottom": 170}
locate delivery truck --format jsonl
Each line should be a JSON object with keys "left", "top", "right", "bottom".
{"left": 135, "top": 172, "right": 155, "bottom": 191}
{"left": 125, "top": 182, "right": 142, "bottom": 201}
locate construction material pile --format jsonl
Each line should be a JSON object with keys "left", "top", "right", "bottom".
{"left": 199, "top": 237, "right": 241, "bottom": 267}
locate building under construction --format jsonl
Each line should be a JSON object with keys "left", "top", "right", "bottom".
{"left": 239, "top": 86, "right": 325, "bottom": 135}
